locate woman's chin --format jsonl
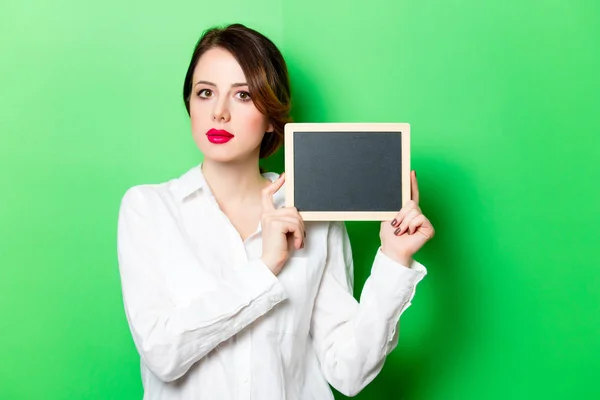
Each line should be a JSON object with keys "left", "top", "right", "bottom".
{"left": 197, "top": 143, "right": 261, "bottom": 165}
{"left": 199, "top": 150, "right": 251, "bottom": 165}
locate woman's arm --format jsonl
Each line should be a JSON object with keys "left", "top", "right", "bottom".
{"left": 309, "top": 221, "right": 427, "bottom": 397}
{"left": 117, "top": 186, "right": 287, "bottom": 382}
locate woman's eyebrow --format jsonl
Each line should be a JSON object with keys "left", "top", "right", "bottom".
{"left": 194, "top": 80, "right": 215, "bottom": 87}
{"left": 194, "top": 80, "right": 248, "bottom": 87}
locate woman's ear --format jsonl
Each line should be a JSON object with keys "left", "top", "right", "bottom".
{"left": 266, "top": 121, "right": 274, "bottom": 133}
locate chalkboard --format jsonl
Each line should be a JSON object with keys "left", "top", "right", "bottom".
{"left": 284, "top": 122, "right": 410, "bottom": 221}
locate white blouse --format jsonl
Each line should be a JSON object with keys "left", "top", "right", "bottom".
{"left": 116, "top": 163, "right": 427, "bottom": 400}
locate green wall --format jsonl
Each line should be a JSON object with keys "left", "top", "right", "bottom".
{"left": 1, "top": 0, "right": 598, "bottom": 399}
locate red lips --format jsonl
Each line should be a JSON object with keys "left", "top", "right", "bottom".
{"left": 206, "top": 128, "right": 234, "bottom": 137}
{"left": 206, "top": 128, "right": 234, "bottom": 144}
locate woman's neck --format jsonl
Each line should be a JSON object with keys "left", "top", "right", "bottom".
{"left": 201, "top": 159, "right": 271, "bottom": 207}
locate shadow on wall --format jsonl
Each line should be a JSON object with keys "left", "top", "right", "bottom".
{"left": 331, "top": 156, "right": 484, "bottom": 399}
{"left": 260, "top": 53, "right": 329, "bottom": 175}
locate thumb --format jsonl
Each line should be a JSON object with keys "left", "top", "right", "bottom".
{"left": 261, "top": 172, "right": 285, "bottom": 212}
{"left": 411, "top": 170, "right": 420, "bottom": 205}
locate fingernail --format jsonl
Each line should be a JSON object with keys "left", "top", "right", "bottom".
{"left": 391, "top": 219, "right": 398, "bottom": 227}
{"left": 394, "top": 227, "right": 402, "bottom": 235}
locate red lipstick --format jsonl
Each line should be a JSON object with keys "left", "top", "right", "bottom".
{"left": 206, "top": 128, "right": 234, "bottom": 144}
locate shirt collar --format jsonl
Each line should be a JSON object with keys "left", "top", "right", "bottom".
{"left": 170, "top": 164, "right": 207, "bottom": 201}
{"left": 170, "top": 163, "right": 286, "bottom": 208}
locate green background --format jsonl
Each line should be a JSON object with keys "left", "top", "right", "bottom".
{"left": 1, "top": 0, "right": 599, "bottom": 399}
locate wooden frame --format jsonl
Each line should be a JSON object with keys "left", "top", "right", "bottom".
{"left": 284, "top": 122, "right": 411, "bottom": 221}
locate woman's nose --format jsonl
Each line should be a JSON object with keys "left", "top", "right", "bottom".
{"left": 212, "top": 99, "right": 230, "bottom": 122}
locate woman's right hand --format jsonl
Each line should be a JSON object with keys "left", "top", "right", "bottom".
{"left": 260, "top": 173, "right": 305, "bottom": 275}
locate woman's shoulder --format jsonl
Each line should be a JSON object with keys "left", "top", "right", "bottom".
{"left": 119, "top": 166, "right": 199, "bottom": 212}
{"left": 118, "top": 185, "right": 174, "bottom": 226}
{"left": 121, "top": 183, "right": 165, "bottom": 207}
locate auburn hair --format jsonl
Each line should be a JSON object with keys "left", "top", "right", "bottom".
{"left": 182, "top": 23, "right": 292, "bottom": 159}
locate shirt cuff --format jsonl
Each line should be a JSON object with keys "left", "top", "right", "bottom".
{"left": 233, "top": 259, "right": 288, "bottom": 304}
{"left": 370, "top": 247, "right": 427, "bottom": 299}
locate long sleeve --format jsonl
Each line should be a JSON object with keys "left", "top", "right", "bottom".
{"left": 309, "top": 221, "right": 427, "bottom": 396}
{"left": 117, "top": 186, "right": 288, "bottom": 382}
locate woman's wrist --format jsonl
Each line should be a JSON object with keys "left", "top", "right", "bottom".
{"left": 381, "top": 246, "right": 413, "bottom": 268}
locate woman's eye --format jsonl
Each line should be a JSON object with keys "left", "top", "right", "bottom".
{"left": 197, "top": 89, "right": 212, "bottom": 98}
{"left": 236, "top": 91, "right": 251, "bottom": 101}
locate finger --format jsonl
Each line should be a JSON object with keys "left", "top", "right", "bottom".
{"left": 261, "top": 207, "right": 306, "bottom": 244}
{"left": 395, "top": 208, "right": 420, "bottom": 236}
{"left": 390, "top": 200, "right": 420, "bottom": 228}
{"left": 269, "top": 207, "right": 305, "bottom": 237}
{"left": 261, "top": 173, "right": 285, "bottom": 212}
{"left": 411, "top": 170, "right": 420, "bottom": 205}
{"left": 418, "top": 217, "right": 435, "bottom": 239}
{"left": 286, "top": 207, "right": 305, "bottom": 235}
{"left": 286, "top": 234, "right": 296, "bottom": 252}
{"left": 283, "top": 221, "right": 304, "bottom": 250}
{"left": 273, "top": 215, "right": 303, "bottom": 231}
{"left": 275, "top": 219, "right": 304, "bottom": 250}
{"left": 407, "top": 214, "right": 427, "bottom": 235}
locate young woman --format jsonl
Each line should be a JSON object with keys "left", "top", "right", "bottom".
{"left": 117, "top": 23, "right": 435, "bottom": 400}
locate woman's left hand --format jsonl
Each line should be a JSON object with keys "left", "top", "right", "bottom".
{"left": 380, "top": 170, "right": 435, "bottom": 266}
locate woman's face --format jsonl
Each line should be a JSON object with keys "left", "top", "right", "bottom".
{"left": 189, "top": 47, "right": 272, "bottom": 164}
